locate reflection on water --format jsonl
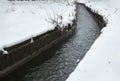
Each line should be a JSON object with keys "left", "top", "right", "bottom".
{"left": 1, "top": 5, "right": 101, "bottom": 81}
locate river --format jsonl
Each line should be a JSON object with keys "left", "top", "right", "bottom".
{"left": 2, "top": 4, "right": 101, "bottom": 81}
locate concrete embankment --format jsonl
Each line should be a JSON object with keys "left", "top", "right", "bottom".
{"left": 0, "top": 22, "right": 76, "bottom": 78}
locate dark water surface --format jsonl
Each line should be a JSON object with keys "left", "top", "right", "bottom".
{"left": 2, "top": 4, "right": 101, "bottom": 81}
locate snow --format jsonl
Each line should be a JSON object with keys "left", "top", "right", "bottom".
{"left": 0, "top": 0, "right": 76, "bottom": 51}
{"left": 1, "top": 48, "right": 8, "bottom": 55}
{"left": 66, "top": 0, "right": 120, "bottom": 81}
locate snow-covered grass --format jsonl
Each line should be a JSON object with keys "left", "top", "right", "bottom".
{"left": 0, "top": 0, "right": 76, "bottom": 53}
{"left": 66, "top": 0, "right": 120, "bottom": 81}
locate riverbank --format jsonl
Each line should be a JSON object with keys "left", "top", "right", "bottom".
{"left": 0, "top": 22, "right": 77, "bottom": 78}
{"left": 0, "top": 1, "right": 76, "bottom": 78}
{"left": 0, "top": 1, "right": 76, "bottom": 52}
{"left": 67, "top": 0, "right": 120, "bottom": 81}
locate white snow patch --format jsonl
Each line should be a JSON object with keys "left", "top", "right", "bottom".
{"left": 1, "top": 48, "right": 8, "bottom": 55}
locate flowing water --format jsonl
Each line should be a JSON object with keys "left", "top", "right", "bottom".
{"left": 2, "top": 4, "right": 101, "bottom": 81}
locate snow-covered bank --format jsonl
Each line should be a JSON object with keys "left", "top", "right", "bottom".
{"left": 67, "top": 0, "right": 120, "bottom": 81}
{"left": 0, "top": 1, "right": 76, "bottom": 52}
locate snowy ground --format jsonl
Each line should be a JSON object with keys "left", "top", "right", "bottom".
{"left": 66, "top": 0, "right": 120, "bottom": 81}
{"left": 0, "top": 0, "right": 76, "bottom": 52}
